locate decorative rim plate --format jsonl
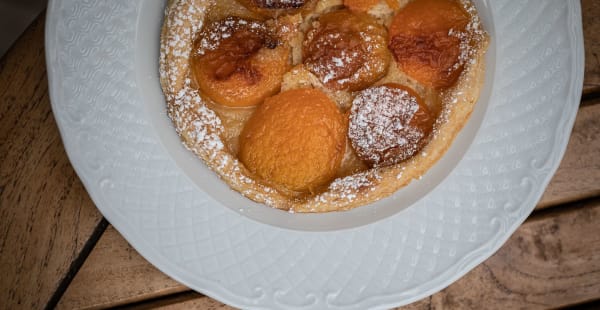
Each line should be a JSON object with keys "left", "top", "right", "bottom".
{"left": 45, "top": 0, "right": 583, "bottom": 309}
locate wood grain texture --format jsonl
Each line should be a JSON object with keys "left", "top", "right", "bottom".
{"left": 122, "top": 292, "right": 236, "bottom": 310}
{"left": 582, "top": 0, "right": 600, "bottom": 95}
{"left": 0, "top": 16, "right": 103, "bottom": 309}
{"left": 538, "top": 103, "right": 600, "bottom": 208}
{"left": 56, "top": 226, "right": 188, "bottom": 309}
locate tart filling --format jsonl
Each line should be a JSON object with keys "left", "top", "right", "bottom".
{"left": 160, "top": 0, "right": 489, "bottom": 212}
{"left": 190, "top": 17, "right": 290, "bottom": 107}
{"left": 349, "top": 84, "right": 434, "bottom": 167}
{"left": 303, "top": 10, "right": 390, "bottom": 91}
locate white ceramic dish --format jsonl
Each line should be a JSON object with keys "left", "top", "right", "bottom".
{"left": 45, "top": 0, "right": 583, "bottom": 309}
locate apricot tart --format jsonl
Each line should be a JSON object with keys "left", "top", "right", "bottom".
{"left": 160, "top": 0, "right": 489, "bottom": 212}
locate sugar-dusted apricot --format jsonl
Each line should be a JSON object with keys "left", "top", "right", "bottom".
{"left": 349, "top": 83, "right": 434, "bottom": 166}
{"left": 303, "top": 10, "right": 390, "bottom": 91}
{"left": 239, "top": 89, "right": 346, "bottom": 192}
{"left": 388, "top": 0, "right": 470, "bottom": 88}
{"left": 191, "top": 17, "right": 290, "bottom": 107}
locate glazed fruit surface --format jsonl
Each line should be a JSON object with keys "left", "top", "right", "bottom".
{"left": 303, "top": 10, "right": 390, "bottom": 91}
{"left": 388, "top": 0, "right": 471, "bottom": 88}
{"left": 191, "top": 17, "right": 290, "bottom": 107}
{"left": 239, "top": 89, "right": 347, "bottom": 193}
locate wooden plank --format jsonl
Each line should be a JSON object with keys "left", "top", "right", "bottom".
{"left": 56, "top": 99, "right": 600, "bottom": 309}
{"left": 537, "top": 103, "right": 600, "bottom": 208}
{"left": 56, "top": 226, "right": 188, "bottom": 309}
{"left": 0, "top": 16, "right": 104, "bottom": 309}
{"left": 120, "top": 292, "right": 235, "bottom": 310}
{"left": 583, "top": 0, "right": 600, "bottom": 95}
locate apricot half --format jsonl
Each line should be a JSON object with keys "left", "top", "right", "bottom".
{"left": 191, "top": 17, "right": 290, "bottom": 107}
{"left": 388, "top": 0, "right": 470, "bottom": 88}
{"left": 348, "top": 83, "right": 434, "bottom": 166}
{"left": 239, "top": 89, "right": 346, "bottom": 193}
{"left": 303, "top": 10, "right": 390, "bottom": 91}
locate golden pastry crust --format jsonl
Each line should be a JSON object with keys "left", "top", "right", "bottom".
{"left": 160, "top": 0, "right": 489, "bottom": 213}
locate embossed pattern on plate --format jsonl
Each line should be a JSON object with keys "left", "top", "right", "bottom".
{"left": 45, "top": 0, "right": 584, "bottom": 309}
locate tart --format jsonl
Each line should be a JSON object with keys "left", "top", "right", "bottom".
{"left": 160, "top": 0, "right": 489, "bottom": 212}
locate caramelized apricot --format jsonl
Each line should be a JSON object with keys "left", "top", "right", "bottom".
{"left": 348, "top": 83, "right": 434, "bottom": 166}
{"left": 388, "top": 0, "right": 470, "bottom": 88}
{"left": 191, "top": 17, "right": 290, "bottom": 107}
{"left": 236, "top": 0, "right": 317, "bottom": 17}
{"left": 239, "top": 89, "right": 346, "bottom": 192}
{"left": 303, "top": 10, "right": 390, "bottom": 91}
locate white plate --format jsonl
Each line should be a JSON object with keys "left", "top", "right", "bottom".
{"left": 45, "top": 0, "right": 584, "bottom": 309}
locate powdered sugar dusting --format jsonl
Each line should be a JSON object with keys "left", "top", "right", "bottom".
{"left": 308, "top": 31, "right": 365, "bottom": 84}
{"left": 195, "top": 17, "right": 266, "bottom": 56}
{"left": 349, "top": 85, "right": 426, "bottom": 166}
{"left": 303, "top": 13, "right": 388, "bottom": 90}
{"left": 253, "top": 0, "right": 306, "bottom": 9}
{"left": 450, "top": 0, "right": 485, "bottom": 71}
{"left": 326, "top": 171, "right": 382, "bottom": 202}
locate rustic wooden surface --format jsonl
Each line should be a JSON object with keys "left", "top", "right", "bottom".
{"left": 1, "top": 0, "right": 599, "bottom": 309}
{"left": 0, "top": 16, "right": 104, "bottom": 310}
{"left": 583, "top": 0, "right": 600, "bottom": 95}
{"left": 56, "top": 226, "right": 188, "bottom": 309}
{"left": 538, "top": 103, "right": 600, "bottom": 208}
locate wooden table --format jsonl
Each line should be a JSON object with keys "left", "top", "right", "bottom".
{"left": 1, "top": 1, "right": 599, "bottom": 308}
